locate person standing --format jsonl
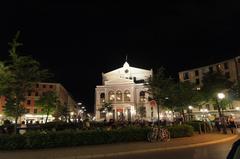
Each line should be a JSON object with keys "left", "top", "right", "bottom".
{"left": 19, "top": 121, "right": 27, "bottom": 135}
{"left": 228, "top": 115, "right": 236, "bottom": 134}
{"left": 215, "top": 118, "right": 221, "bottom": 132}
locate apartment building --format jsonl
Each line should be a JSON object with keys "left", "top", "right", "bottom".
{"left": 179, "top": 56, "right": 240, "bottom": 85}
{"left": 0, "top": 82, "right": 77, "bottom": 123}
{"left": 178, "top": 56, "right": 240, "bottom": 120}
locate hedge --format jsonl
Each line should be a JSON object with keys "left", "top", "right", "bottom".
{"left": 0, "top": 124, "right": 194, "bottom": 150}
{"left": 0, "top": 126, "right": 151, "bottom": 150}
{"left": 186, "top": 121, "right": 205, "bottom": 132}
{"left": 168, "top": 124, "right": 194, "bottom": 138}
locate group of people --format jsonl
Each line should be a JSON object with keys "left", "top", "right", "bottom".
{"left": 215, "top": 115, "right": 238, "bottom": 134}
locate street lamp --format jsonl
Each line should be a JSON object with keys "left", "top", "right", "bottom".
{"left": 77, "top": 102, "right": 87, "bottom": 121}
{"left": 188, "top": 106, "right": 193, "bottom": 121}
{"left": 217, "top": 93, "right": 225, "bottom": 100}
{"left": 217, "top": 92, "right": 227, "bottom": 134}
{"left": 200, "top": 108, "right": 208, "bottom": 133}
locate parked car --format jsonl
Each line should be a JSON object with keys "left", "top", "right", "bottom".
{"left": 227, "top": 139, "right": 240, "bottom": 159}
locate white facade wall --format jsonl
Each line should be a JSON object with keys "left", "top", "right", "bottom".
{"left": 95, "top": 62, "right": 156, "bottom": 121}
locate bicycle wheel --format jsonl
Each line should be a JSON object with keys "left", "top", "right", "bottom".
{"left": 161, "top": 129, "right": 170, "bottom": 142}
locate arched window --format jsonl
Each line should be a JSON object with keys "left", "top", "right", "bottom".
{"left": 108, "top": 91, "right": 115, "bottom": 102}
{"left": 140, "top": 91, "right": 145, "bottom": 102}
{"left": 124, "top": 90, "right": 131, "bottom": 102}
{"left": 100, "top": 93, "right": 105, "bottom": 103}
{"left": 116, "top": 90, "right": 122, "bottom": 102}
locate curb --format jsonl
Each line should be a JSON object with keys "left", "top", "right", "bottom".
{"left": 65, "top": 135, "right": 238, "bottom": 159}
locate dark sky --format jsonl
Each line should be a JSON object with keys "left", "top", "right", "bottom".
{"left": 0, "top": 1, "right": 240, "bottom": 112}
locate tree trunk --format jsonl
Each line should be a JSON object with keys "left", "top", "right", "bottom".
{"left": 216, "top": 99, "right": 227, "bottom": 134}
{"left": 182, "top": 108, "right": 185, "bottom": 123}
{"left": 171, "top": 106, "right": 175, "bottom": 123}
{"left": 45, "top": 109, "right": 49, "bottom": 123}
{"left": 14, "top": 116, "right": 18, "bottom": 134}
{"left": 157, "top": 104, "right": 160, "bottom": 127}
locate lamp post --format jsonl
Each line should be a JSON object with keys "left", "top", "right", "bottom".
{"left": 188, "top": 105, "right": 193, "bottom": 121}
{"left": 217, "top": 93, "right": 227, "bottom": 134}
{"left": 200, "top": 108, "right": 208, "bottom": 133}
{"left": 76, "top": 102, "right": 82, "bottom": 122}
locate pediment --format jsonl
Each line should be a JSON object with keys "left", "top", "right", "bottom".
{"left": 105, "top": 78, "right": 134, "bottom": 85}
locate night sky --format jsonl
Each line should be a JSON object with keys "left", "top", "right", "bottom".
{"left": 0, "top": 1, "right": 240, "bottom": 112}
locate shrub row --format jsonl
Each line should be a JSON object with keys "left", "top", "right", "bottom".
{"left": 186, "top": 121, "right": 205, "bottom": 132}
{"left": 0, "top": 127, "right": 151, "bottom": 150}
{"left": 0, "top": 124, "right": 194, "bottom": 150}
{"left": 168, "top": 124, "right": 194, "bottom": 138}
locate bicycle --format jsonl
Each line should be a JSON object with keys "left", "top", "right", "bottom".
{"left": 147, "top": 126, "right": 170, "bottom": 142}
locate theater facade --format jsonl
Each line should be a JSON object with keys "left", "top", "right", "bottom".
{"left": 95, "top": 61, "right": 159, "bottom": 121}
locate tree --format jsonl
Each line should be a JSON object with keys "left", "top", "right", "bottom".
{"left": 146, "top": 67, "right": 175, "bottom": 126}
{"left": 201, "top": 71, "right": 233, "bottom": 134}
{"left": 201, "top": 72, "right": 233, "bottom": 102}
{"left": 1, "top": 31, "right": 51, "bottom": 133}
{"left": 137, "top": 105, "right": 146, "bottom": 119}
{"left": 35, "top": 91, "right": 58, "bottom": 123}
{"left": 166, "top": 81, "right": 199, "bottom": 121}
{"left": 201, "top": 72, "right": 233, "bottom": 112}
{"left": 0, "top": 62, "right": 13, "bottom": 96}
{"left": 99, "top": 102, "right": 113, "bottom": 119}
{"left": 99, "top": 102, "right": 113, "bottom": 113}
{"left": 55, "top": 102, "right": 70, "bottom": 122}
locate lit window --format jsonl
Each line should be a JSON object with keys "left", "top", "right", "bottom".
{"left": 140, "top": 91, "right": 145, "bottom": 102}
{"left": 116, "top": 90, "right": 122, "bottom": 101}
{"left": 216, "top": 64, "right": 222, "bottom": 72}
{"left": 100, "top": 93, "right": 105, "bottom": 103}
{"left": 108, "top": 91, "right": 115, "bottom": 102}
{"left": 124, "top": 90, "right": 131, "bottom": 101}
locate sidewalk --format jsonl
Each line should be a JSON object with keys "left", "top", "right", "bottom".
{"left": 0, "top": 133, "right": 238, "bottom": 159}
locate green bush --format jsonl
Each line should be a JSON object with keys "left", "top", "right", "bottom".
{"left": 186, "top": 121, "right": 204, "bottom": 132}
{"left": 0, "top": 126, "right": 151, "bottom": 150}
{"left": 168, "top": 124, "right": 194, "bottom": 138}
{"left": 0, "top": 134, "right": 26, "bottom": 150}
{"left": 0, "top": 125, "right": 195, "bottom": 150}
{"left": 41, "top": 121, "right": 83, "bottom": 131}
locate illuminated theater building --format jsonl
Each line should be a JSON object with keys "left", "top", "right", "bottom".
{"left": 95, "top": 60, "right": 158, "bottom": 121}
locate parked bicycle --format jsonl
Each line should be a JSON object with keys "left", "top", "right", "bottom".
{"left": 147, "top": 126, "right": 170, "bottom": 142}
